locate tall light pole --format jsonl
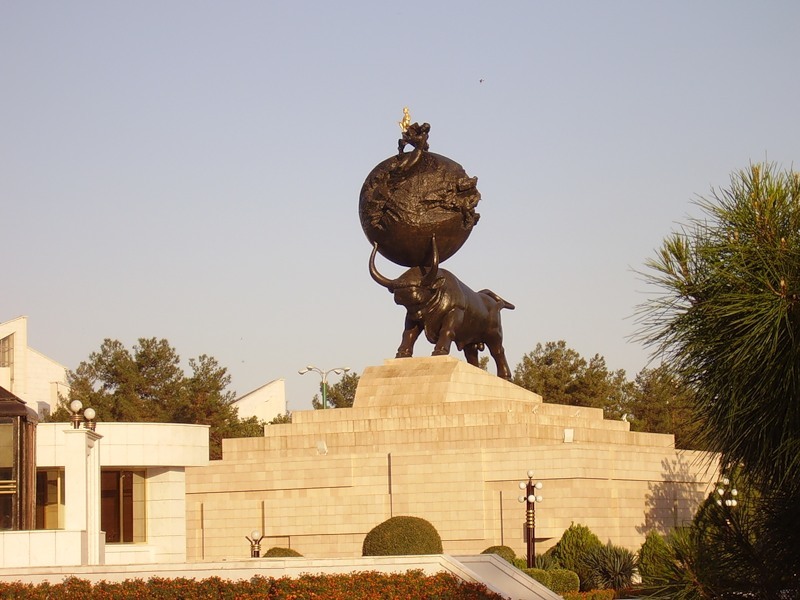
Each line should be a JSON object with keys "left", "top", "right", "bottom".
{"left": 298, "top": 365, "right": 350, "bottom": 409}
{"left": 518, "top": 470, "right": 543, "bottom": 568}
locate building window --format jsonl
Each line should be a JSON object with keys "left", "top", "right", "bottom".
{"left": 35, "top": 469, "right": 64, "bottom": 529}
{"left": 0, "top": 419, "right": 13, "bottom": 529}
{"left": 0, "top": 335, "right": 13, "bottom": 386}
{"left": 101, "top": 470, "right": 146, "bottom": 543}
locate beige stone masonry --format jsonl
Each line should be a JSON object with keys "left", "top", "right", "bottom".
{"left": 188, "top": 356, "right": 717, "bottom": 562}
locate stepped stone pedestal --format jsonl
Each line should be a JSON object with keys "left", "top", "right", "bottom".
{"left": 185, "top": 356, "right": 716, "bottom": 561}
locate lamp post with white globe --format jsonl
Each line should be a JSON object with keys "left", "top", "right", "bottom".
{"left": 245, "top": 529, "right": 264, "bottom": 558}
{"left": 715, "top": 474, "right": 738, "bottom": 508}
{"left": 518, "top": 470, "right": 543, "bottom": 568}
{"left": 68, "top": 400, "right": 97, "bottom": 430}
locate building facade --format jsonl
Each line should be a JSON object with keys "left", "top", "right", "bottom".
{"left": 0, "top": 317, "right": 69, "bottom": 420}
{"left": 185, "top": 357, "right": 717, "bottom": 561}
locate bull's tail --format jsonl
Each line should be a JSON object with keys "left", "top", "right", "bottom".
{"left": 479, "top": 289, "right": 515, "bottom": 310}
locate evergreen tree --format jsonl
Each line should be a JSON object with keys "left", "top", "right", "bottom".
{"left": 513, "top": 341, "right": 631, "bottom": 413}
{"left": 638, "top": 163, "right": 800, "bottom": 596}
{"left": 52, "top": 338, "right": 262, "bottom": 459}
{"left": 312, "top": 371, "right": 360, "bottom": 409}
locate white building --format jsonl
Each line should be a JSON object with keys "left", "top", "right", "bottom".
{"left": 0, "top": 317, "right": 69, "bottom": 419}
{"left": 232, "top": 379, "right": 286, "bottom": 423}
{"left": 1, "top": 420, "right": 209, "bottom": 568}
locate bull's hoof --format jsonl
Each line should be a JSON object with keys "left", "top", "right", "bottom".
{"left": 395, "top": 350, "right": 413, "bottom": 358}
{"left": 431, "top": 349, "right": 450, "bottom": 356}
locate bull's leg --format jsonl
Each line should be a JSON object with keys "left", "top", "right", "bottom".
{"left": 396, "top": 317, "right": 423, "bottom": 358}
{"left": 432, "top": 309, "right": 463, "bottom": 356}
{"left": 487, "top": 340, "right": 512, "bottom": 380}
{"left": 463, "top": 343, "right": 480, "bottom": 367}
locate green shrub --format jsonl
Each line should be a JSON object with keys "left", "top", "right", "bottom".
{"left": 582, "top": 541, "right": 637, "bottom": 591}
{"left": 535, "top": 551, "right": 561, "bottom": 570}
{"left": 549, "top": 523, "right": 603, "bottom": 591}
{"left": 638, "top": 530, "right": 670, "bottom": 586}
{"left": 0, "top": 572, "right": 508, "bottom": 599}
{"left": 512, "top": 557, "right": 527, "bottom": 570}
{"left": 263, "top": 546, "right": 303, "bottom": 557}
{"left": 362, "top": 516, "right": 443, "bottom": 556}
{"left": 563, "top": 590, "right": 615, "bottom": 600}
{"left": 522, "top": 568, "right": 551, "bottom": 588}
{"left": 548, "top": 568, "right": 580, "bottom": 594}
{"left": 481, "top": 545, "right": 517, "bottom": 563}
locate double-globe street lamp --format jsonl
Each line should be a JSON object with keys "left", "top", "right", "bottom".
{"left": 518, "top": 470, "right": 543, "bottom": 568}
{"left": 298, "top": 365, "right": 350, "bottom": 409}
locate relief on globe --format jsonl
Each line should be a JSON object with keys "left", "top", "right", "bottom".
{"left": 359, "top": 147, "right": 481, "bottom": 267}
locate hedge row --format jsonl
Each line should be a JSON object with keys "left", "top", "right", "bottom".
{"left": 0, "top": 572, "right": 505, "bottom": 600}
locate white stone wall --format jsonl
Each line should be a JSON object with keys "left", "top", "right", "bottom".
{"left": 0, "top": 316, "right": 68, "bottom": 418}
{"left": 35, "top": 422, "right": 209, "bottom": 566}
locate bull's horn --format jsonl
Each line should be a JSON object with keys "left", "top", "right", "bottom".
{"left": 421, "top": 235, "right": 439, "bottom": 287}
{"left": 369, "top": 242, "right": 396, "bottom": 289}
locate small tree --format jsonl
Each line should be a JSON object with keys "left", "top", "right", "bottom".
{"left": 548, "top": 523, "right": 602, "bottom": 591}
{"left": 312, "top": 372, "right": 360, "bottom": 409}
{"left": 638, "top": 530, "right": 670, "bottom": 587}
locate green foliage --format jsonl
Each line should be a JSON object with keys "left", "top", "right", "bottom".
{"left": 268, "top": 411, "right": 292, "bottom": 424}
{"left": 512, "top": 341, "right": 632, "bottom": 416}
{"left": 628, "top": 365, "right": 700, "bottom": 449}
{"left": 638, "top": 163, "right": 800, "bottom": 596}
{"left": 639, "top": 163, "right": 800, "bottom": 489}
{"left": 52, "top": 338, "right": 263, "bottom": 459}
{"left": 638, "top": 530, "right": 670, "bottom": 587}
{"left": 549, "top": 523, "right": 603, "bottom": 591}
{"left": 522, "top": 568, "right": 550, "bottom": 587}
{"left": 563, "top": 590, "right": 616, "bottom": 600}
{"left": 263, "top": 546, "right": 302, "bottom": 557}
{"left": 362, "top": 516, "right": 443, "bottom": 556}
{"left": 582, "top": 541, "right": 637, "bottom": 591}
{"left": 547, "top": 569, "right": 581, "bottom": 594}
{"left": 535, "top": 552, "right": 562, "bottom": 570}
{"left": 0, "top": 572, "right": 506, "bottom": 599}
{"left": 312, "top": 371, "right": 360, "bottom": 409}
{"left": 480, "top": 545, "right": 516, "bottom": 563}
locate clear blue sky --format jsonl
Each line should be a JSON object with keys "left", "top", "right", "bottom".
{"left": 3, "top": 2, "right": 798, "bottom": 410}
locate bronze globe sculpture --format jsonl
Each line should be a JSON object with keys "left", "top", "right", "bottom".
{"left": 359, "top": 121, "right": 480, "bottom": 267}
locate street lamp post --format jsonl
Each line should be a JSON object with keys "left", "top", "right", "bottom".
{"left": 68, "top": 400, "right": 97, "bottom": 430}
{"left": 298, "top": 365, "right": 350, "bottom": 409}
{"left": 245, "top": 529, "right": 264, "bottom": 558}
{"left": 715, "top": 474, "right": 738, "bottom": 508}
{"left": 518, "top": 470, "right": 543, "bottom": 568}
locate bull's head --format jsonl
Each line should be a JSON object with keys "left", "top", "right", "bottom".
{"left": 369, "top": 237, "right": 441, "bottom": 311}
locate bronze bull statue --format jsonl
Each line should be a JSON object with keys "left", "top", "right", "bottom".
{"left": 369, "top": 237, "right": 515, "bottom": 379}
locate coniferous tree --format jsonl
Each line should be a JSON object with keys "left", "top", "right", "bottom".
{"left": 52, "top": 338, "right": 262, "bottom": 459}
{"left": 638, "top": 163, "right": 800, "bottom": 596}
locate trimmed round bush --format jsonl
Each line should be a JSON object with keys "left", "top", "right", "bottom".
{"left": 263, "top": 546, "right": 303, "bottom": 557}
{"left": 362, "top": 516, "right": 443, "bottom": 556}
{"left": 522, "top": 568, "right": 551, "bottom": 588}
{"left": 481, "top": 545, "right": 516, "bottom": 563}
{"left": 547, "top": 569, "right": 580, "bottom": 594}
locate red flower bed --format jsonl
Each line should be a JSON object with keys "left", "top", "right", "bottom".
{"left": 0, "top": 571, "right": 507, "bottom": 599}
